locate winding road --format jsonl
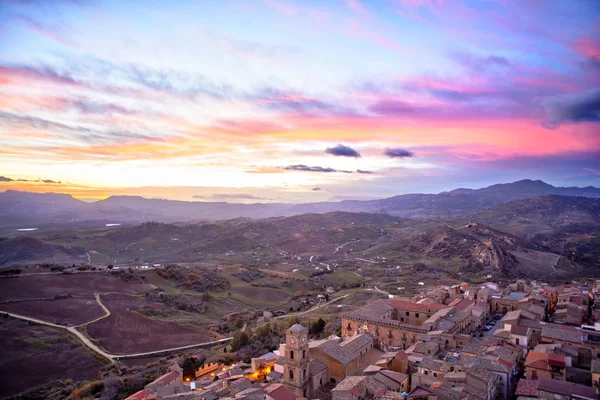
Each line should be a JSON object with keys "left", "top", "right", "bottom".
{"left": 273, "top": 293, "right": 351, "bottom": 319}
{"left": 2, "top": 292, "right": 232, "bottom": 364}
{"left": 332, "top": 239, "right": 360, "bottom": 254}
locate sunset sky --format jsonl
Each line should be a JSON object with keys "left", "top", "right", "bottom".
{"left": 1, "top": 0, "right": 599, "bottom": 202}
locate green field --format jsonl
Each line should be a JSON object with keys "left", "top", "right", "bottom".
{"left": 321, "top": 270, "right": 363, "bottom": 286}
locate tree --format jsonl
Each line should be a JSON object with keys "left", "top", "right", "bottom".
{"left": 288, "top": 316, "right": 300, "bottom": 327}
{"left": 310, "top": 318, "right": 326, "bottom": 335}
{"left": 107, "top": 265, "right": 114, "bottom": 270}
{"left": 234, "top": 317, "right": 245, "bottom": 330}
{"left": 230, "top": 330, "right": 250, "bottom": 351}
{"left": 202, "top": 292, "right": 211, "bottom": 302}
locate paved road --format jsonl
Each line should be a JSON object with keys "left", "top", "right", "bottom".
{"left": 114, "top": 338, "right": 232, "bottom": 359}
{"left": 274, "top": 294, "right": 351, "bottom": 319}
{"left": 373, "top": 286, "right": 390, "bottom": 296}
{"left": 2, "top": 295, "right": 234, "bottom": 363}
{"left": 332, "top": 240, "right": 360, "bottom": 254}
{"left": 2, "top": 310, "right": 117, "bottom": 362}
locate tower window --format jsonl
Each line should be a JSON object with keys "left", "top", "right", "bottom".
{"left": 303, "top": 369, "right": 306, "bottom": 378}
{"left": 303, "top": 350, "right": 306, "bottom": 359}
{"left": 290, "top": 370, "right": 294, "bottom": 379}
{"left": 290, "top": 350, "right": 294, "bottom": 360}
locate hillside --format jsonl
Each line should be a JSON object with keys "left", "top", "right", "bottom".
{"left": 0, "top": 237, "right": 87, "bottom": 266}
{"left": 0, "top": 210, "right": 581, "bottom": 280}
{"left": 370, "top": 223, "right": 553, "bottom": 279}
{"left": 463, "top": 195, "right": 600, "bottom": 236}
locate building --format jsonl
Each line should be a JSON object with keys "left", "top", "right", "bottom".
{"left": 342, "top": 299, "right": 470, "bottom": 351}
{"left": 525, "top": 350, "right": 568, "bottom": 380}
{"left": 536, "top": 377, "right": 599, "bottom": 400}
{"left": 331, "top": 375, "right": 387, "bottom": 400}
{"left": 283, "top": 324, "right": 310, "bottom": 398}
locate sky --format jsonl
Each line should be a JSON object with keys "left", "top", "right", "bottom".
{"left": 0, "top": 0, "right": 599, "bottom": 203}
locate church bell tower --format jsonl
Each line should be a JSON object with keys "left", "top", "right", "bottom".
{"left": 284, "top": 324, "right": 310, "bottom": 398}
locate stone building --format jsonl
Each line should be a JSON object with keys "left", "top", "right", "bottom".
{"left": 342, "top": 299, "right": 471, "bottom": 351}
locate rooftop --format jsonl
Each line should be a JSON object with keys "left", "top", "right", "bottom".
{"left": 287, "top": 324, "right": 307, "bottom": 333}
{"left": 541, "top": 326, "right": 582, "bottom": 343}
{"left": 537, "top": 377, "right": 598, "bottom": 399}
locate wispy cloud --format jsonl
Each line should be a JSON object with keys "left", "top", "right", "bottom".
{"left": 192, "top": 193, "right": 270, "bottom": 200}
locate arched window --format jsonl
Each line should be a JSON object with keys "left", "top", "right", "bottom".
{"left": 303, "top": 369, "right": 307, "bottom": 378}
{"left": 303, "top": 350, "right": 306, "bottom": 359}
{"left": 290, "top": 350, "right": 294, "bottom": 360}
{"left": 320, "top": 378, "right": 323, "bottom": 386}
{"left": 290, "top": 370, "right": 294, "bottom": 379}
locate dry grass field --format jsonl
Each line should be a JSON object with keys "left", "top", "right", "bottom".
{"left": 84, "top": 293, "right": 211, "bottom": 354}
{"left": 0, "top": 273, "right": 154, "bottom": 302}
{"left": 0, "top": 297, "right": 105, "bottom": 326}
{"left": 0, "top": 316, "right": 105, "bottom": 398}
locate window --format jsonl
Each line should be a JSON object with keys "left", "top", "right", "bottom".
{"left": 290, "top": 350, "right": 294, "bottom": 360}
{"left": 320, "top": 378, "right": 323, "bottom": 386}
{"left": 515, "top": 338, "right": 520, "bottom": 345}
{"left": 434, "top": 373, "right": 438, "bottom": 377}
{"left": 406, "top": 311, "right": 410, "bottom": 316}
{"left": 425, "top": 371, "right": 428, "bottom": 375}
{"left": 303, "top": 369, "right": 307, "bottom": 378}
{"left": 303, "top": 350, "right": 306, "bottom": 359}
{"left": 401, "top": 318, "right": 404, "bottom": 322}
{"left": 290, "top": 370, "right": 294, "bottom": 379}
{"left": 416, "top": 313, "right": 419, "bottom": 318}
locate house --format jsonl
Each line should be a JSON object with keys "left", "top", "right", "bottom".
{"left": 509, "top": 325, "right": 531, "bottom": 348}
{"left": 312, "top": 333, "right": 377, "bottom": 382}
{"left": 525, "top": 351, "right": 568, "bottom": 380}
{"left": 592, "top": 359, "right": 600, "bottom": 388}
{"left": 536, "top": 377, "right": 599, "bottom": 400}
{"left": 372, "top": 370, "right": 409, "bottom": 393}
{"left": 515, "top": 379, "right": 538, "bottom": 399}
{"left": 540, "top": 325, "right": 582, "bottom": 346}
{"left": 265, "top": 383, "right": 299, "bottom": 400}
{"left": 407, "top": 385, "right": 438, "bottom": 399}
{"left": 331, "top": 375, "right": 387, "bottom": 400}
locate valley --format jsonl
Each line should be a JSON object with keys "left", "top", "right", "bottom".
{"left": 0, "top": 180, "right": 599, "bottom": 398}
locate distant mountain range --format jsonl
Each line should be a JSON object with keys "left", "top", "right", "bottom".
{"left": 1, "top": 179, "right": 599, "bottom": 231}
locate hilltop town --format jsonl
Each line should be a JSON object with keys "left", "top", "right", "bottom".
{"left": 124, "top": 279, "right": 600, "bottom": 400}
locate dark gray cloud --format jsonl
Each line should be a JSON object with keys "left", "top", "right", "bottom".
{"left": 284, "top": 165, "right": 337, "bottom": 173}
{"left": 193, "top": 193, "right": 270, "bottom": 200}
{"left": 325, "top": 144, "right": 361, "bottom": 158}
{"left": 312, "top": 187, "right": 322, "bottom": 191}
{"left": 356, "top": 169, "right": 374, "bottom": 174}
{"left": 542, "top": 89, "right": 600, "bottom": 128}
{"left": 0, "top": 176, "right": 13, "bottom": 182}
{"left": 384, "top": 148, "right": 414, "bottom": 158}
